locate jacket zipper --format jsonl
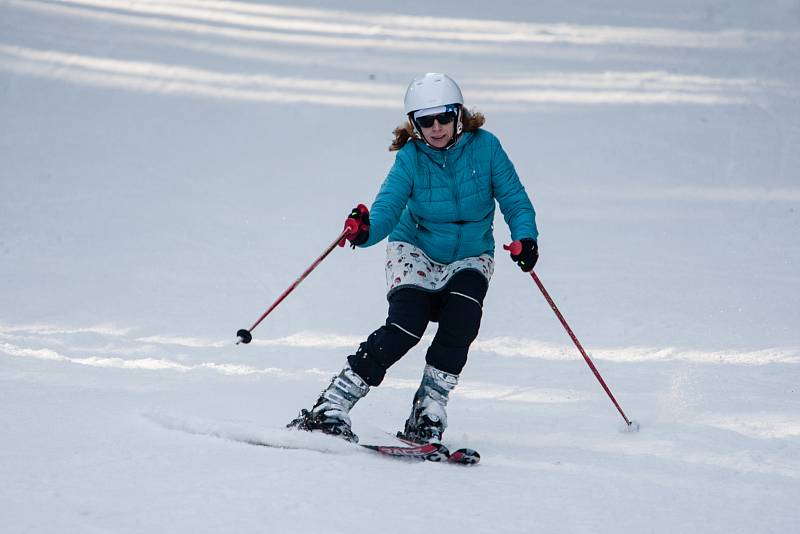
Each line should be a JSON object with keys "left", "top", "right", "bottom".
{"left": 443, "top": 152, "right": 462, "bottom": 261}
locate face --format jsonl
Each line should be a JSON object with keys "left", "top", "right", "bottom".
{"left": 418, "top": 115, "right": 455, "bottom": 149}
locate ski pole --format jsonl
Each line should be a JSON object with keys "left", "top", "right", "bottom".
{"left": 504, "top": 243, "right": 638, "bottom": 431}
{"left": 236, "top": 227, "right": 352, "bottom": 345}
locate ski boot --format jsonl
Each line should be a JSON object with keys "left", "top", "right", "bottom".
{"left": 398, "top": 364, "right": 458, "bottom": 444}
{"left": 287, "top": 365, "right": 370, "bottom": 443}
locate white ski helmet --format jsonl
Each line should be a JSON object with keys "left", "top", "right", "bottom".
{"left": 403, "top": 73, "right": 464, "bottom": 115}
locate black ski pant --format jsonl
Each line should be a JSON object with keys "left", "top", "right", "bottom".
{"left": 348, "top": 269, "right": 488, "bottom": 387}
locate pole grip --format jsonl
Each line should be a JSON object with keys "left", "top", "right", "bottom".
{"left": 503, "top": 241, "right": 523, "bottom": 256}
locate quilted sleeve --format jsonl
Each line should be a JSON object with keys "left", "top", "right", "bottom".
{"left": 490, "top": 135, "right": 538, "bottom": 241}
{"left": 360, "top": 148, "right": 415, "bottom": 247}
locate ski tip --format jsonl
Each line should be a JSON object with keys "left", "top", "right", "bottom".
{"left": 449, "top": 448, "right": 481, "bottom": 466}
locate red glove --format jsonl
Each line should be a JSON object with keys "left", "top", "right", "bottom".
{"left": 339, "top": 204, "right": 370, "bottom": 248}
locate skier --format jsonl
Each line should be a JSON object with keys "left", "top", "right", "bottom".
{"left": 288, "top": 73, "right": 538, "bottom": 444}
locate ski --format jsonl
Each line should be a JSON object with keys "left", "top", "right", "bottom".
{"left": 241, "top": 436, "right": 450, "bottom": 462}
{"left": 447, "top": 447, "right": 481, "bottom": 465}
{"left": 395, "top": 433, "right": 481, "bottom": 465}
{"left": 359, "top": 441, "right": 450, "bottom": 462}
{"left": 149, "top": 412, "right": 478, "bottom": 465}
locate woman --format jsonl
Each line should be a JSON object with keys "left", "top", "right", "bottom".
{"left": 289, "top": 73, "right": 539, "bottom": 444}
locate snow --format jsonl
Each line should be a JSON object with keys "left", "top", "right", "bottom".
{"left": 1, "top": 0, "right": 799, "bottom": 532}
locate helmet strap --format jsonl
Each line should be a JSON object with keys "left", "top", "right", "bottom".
{"left": 408, "top": 115, "right": 421, "bottom": 140}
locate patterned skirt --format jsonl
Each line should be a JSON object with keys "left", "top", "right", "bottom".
{"left": 384, "top": 241, "right": 494, "bottom": 297}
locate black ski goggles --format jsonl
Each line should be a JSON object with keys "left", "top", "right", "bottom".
{"left": 415, "top": 110, "right": 457, "bottom": 128}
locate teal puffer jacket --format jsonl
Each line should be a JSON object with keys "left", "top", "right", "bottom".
{"left": 361, "top": 129, "right": 538, "bottom": 264}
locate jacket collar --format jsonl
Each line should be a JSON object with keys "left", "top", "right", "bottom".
{"left": 415, "top": 131, "right": 474, "bottom": 164}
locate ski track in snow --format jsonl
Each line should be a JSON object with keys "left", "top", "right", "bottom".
{"left": 2, "top": 0, "right": 799, "bottom": 110}
{"left": 144, "top": 411, "right": 800, "bottom": 480}
{"left": 143, "top": 411, "right": 359, "bottom": 455}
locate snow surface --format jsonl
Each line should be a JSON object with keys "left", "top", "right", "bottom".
{"left": 1, "top": 0, "right": 799, "bottom": 532}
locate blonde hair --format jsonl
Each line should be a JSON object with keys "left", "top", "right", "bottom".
{"left": 389, "top": 108, "right": 486, "bottom": 151}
